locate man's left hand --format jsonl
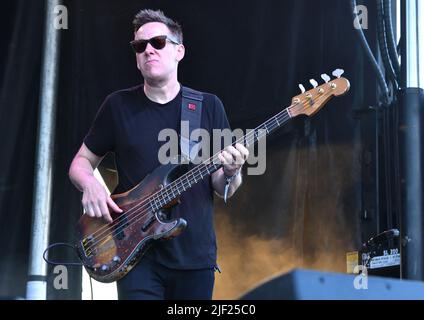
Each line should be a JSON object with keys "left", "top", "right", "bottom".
{"left": 218, "top": 143, "right": 249, "bottom": 176}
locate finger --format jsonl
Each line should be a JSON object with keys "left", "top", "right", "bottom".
{"left": 107, "top": 197, "right": 123, "bottom": 213}
{"left": 221, "top": 150, "right": 235, "bottom": 164}
{"left": 234, "top": 153, "right": 244, "bottom": 166}
{"left": 230, "top": 148, "right": 242, "bottom": 161}
{"left": 218, "top": 152, "right": 231, "bottom": 165}
{"left": 225, "top": 145, "right": 242, "bottom": 160}
{"left": 231, "top": 148, "right": 244, "bottom": 165}
{"left": 229, "top": 149, "right": 244, "bottom": 165}
{"left": 234, "top": 145, "right": 248, "bottom": 165}
{"left": 84, "top": 203, "right": 95, "bottom": 218}
{"left": 225, "top": 145, "right": 237, "bottom": 154}
{"left": 99, "top": 201, "right": 113, "bottom": 223}
{"left": 235, "top": 143, "right": 249, "bottom": 159}
{"left": 219, "top": 153, "right": 235, "bottom": 174}
{"left": 92, "top": 204, "right": 103, "bottom": 218}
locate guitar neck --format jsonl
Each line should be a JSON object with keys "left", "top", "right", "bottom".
{"left": 148, "top": 107, "right": 293, "bottom": 210}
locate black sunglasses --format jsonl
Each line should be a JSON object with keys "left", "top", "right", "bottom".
{"left": 130, "top": 35, "right": 180, "bottom": 53}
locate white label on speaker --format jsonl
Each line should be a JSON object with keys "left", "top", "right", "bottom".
{"left": 369, "top": 254, "right": 401, "bottom": 269}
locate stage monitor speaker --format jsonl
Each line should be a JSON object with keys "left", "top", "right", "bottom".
{"left": 239, "top": 268, "right": 424, "bottom": 300}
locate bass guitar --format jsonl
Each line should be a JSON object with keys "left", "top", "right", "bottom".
{"left": 75, "top": 71, "right": 350, "bottom": 282}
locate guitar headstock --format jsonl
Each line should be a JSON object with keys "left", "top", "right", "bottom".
{"left": 288, "top": 70, "right": 350, "bottom": 118}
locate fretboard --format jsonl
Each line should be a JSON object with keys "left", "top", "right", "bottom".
{"left": 149, "top": 107, "right": 293, "bottom": 211}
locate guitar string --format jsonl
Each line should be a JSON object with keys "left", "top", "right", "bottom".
{"left": 86, "top": 124, "right": 282, "bottom": 254}
{"left": 83, "top": 108, "right": 294, "bottom": 252}
{"left": 84, "top": 90, "right": 334, "bottom": 253}
{"left": 84, "top": 91, "right": 333, "bottom": 253}
{"left": 83, "top": 103, "right": 300, "bottom": 250}
{"left": 83, "top": 103, "right": 295, "bottom": 243}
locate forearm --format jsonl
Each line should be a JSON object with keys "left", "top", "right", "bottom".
{"left": 212, "top": 168, "right": 242, "bottom": 199}
{"left": 68, "top": 156, "right": 98, "bottom": 192}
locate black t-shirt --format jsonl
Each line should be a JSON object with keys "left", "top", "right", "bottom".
{"left": 84, "top": 84, "right": 230, "bottom": 269}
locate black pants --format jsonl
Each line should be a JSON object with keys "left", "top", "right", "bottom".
{"left": 117, "top": 257, "right": 215, "bottom": 300}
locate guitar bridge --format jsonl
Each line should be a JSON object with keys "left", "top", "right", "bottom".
{"left": 141, "top": 214, "right": 157, "bottom": 232}
{"left": 81, "top": 236, "right": 94, "bottom": 258}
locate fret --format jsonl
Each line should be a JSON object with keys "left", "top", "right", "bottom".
{"left": 149, "top": 199, "right": 156, "bottom": 211}
{"left": 157, "top": 192, "right": 164, "bottom": 204}
{"left": 154, "top": 105, "right": 292, "bottom": 203}
{"left": 156, "top": 196, "right": 164, "bottom": 208}
{"left": 197, "top": 165, "right": 205, "bottom": 179}
{"left": 209, "top": 162, "right": 217, "bottom": 172}
{"left": 158, "top": 188, "right": 176, "bottom": 205}
{"left": 162, "top": 193, "right": 170, "bottom": 205}
{"left": 186, "top": 175, "right": 192, "bottom": 188}
{"left": 164, "top": 191, "right": 172, "bottom": 203}
{"left": 151, "top": 198, "right": 159, "bottom": 211}
{"left": 265, "top": 123, "right": 273, "bottom": 133}
{"left": 143, "top": 105, "right": 296, "bottom": 221}
{"left": 198, "top": 166, "right": 206, "bottom": 179}
{"left": 277, "top": 111, "right": 288, "bottom": 125}
{"left": 246, "top": 134, "right": 253, "bottom": 147}
{"left": 213, "top": 162, "right": 219, "bottom": 171}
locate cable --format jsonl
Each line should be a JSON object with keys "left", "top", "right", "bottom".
{"left": 42, "top": 242, "right": 83, "bottom": 266}
{"left": 350, "top": 0, "right": 390, "bottom": 105}
{"left": 89, "top": 276, "right": 94, "bottom": 301}
{"left": 363, "top": 228, "right": 400, "bottom": 248}
{"left": 43, "top": 242, "right": 94, "bottom": 300}
{"left": 383, "top": 0, "right": 401, "bottom": 81}
{"left": 377, "top": 0, "right": 398, "bottom": 90}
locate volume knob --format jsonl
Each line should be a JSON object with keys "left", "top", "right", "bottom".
{"left": 101, "top": 265, "right": 109, "bottom": 272}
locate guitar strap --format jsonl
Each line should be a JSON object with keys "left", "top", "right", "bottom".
{"left": 181, "top": 86, "right": 203, "bottom": 163}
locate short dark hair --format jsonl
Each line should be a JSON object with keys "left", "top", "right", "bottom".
{"left": 133, "top": 9, "right": 183, "bottom": 44}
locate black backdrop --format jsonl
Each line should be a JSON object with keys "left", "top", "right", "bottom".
{"left": 0, "top": 0, "right": 377, "bottom": 299}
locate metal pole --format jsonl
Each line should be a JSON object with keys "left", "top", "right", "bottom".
{"left": 399, "top": 0, "right": 424, "bottom": 281}
{"left": 26, "top": 0, "right": 61, "bottom": 300}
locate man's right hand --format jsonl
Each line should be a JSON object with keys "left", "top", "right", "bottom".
{"left": 69, "top": 143, "right": 123, "bottom": 224}
{"left": 81, "top": 177, "right": 123, "bottom": 223}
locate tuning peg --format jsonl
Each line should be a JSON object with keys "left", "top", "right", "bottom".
{"left": 309, "top": 79, "right": 318, "bottom": 88}
{"left": 298, "top": 84, "right": 305, "bottom": 93}
{"left": 332, "top": 68, "right": 344, "bottom": 78}
{"left": 321, "top": 73, "right": 331, "bottom": 83}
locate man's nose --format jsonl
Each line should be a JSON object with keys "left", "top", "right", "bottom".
{"left": 144, "top": 42, "right": 156, "bottom": 54}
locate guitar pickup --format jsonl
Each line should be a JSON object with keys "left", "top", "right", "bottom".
{"left": 112, "top": 214, "right": 129, "bottom": 240}
{"left": 141, "top": 215, "right": 156, "bottom": 232}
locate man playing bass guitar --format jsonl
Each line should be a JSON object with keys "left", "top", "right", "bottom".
{"left": 69, "top": 9, "right": 249, "bottom": 300}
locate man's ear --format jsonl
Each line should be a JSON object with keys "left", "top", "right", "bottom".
{"left": 133, "top": 32, "right": 139, "bottom": 70}
{"left": 136, "top": 56, "right": 141, "bottom": 71}
{"left": 176, "top": 44, "right": 185, "bottom": 62}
